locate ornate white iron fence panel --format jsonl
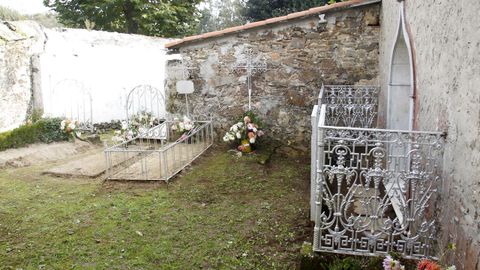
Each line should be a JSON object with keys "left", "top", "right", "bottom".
{"left": 53, "top": 79, "right": 93, "bottom": 132}
{"left": 322, "top": 85, "right": 379, "bottom": 128}
{"left": 126, "top": 85, "right": 166, "bottom": 127}
{"left": 311, "top": 85, "right": 379, "bottom": 219}
{"left": 313, "top": 125, "right": 445, "bottom": 259}
{"left": 311, "top": 84, "right": 445, "bottom": 259}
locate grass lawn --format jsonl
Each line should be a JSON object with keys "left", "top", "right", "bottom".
{"left": 0, "top": 146, "right": 311, "bottom": 269}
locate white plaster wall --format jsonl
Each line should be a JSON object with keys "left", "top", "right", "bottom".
{"left": 379, "top": 1, "right": 480, "bottom": 268}
{"left": 40, "top": 28, "right": 170, "bottom": 123}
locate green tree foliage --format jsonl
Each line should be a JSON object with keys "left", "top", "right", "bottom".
{"left": 43, "top": 0, "right": 202, "bottom": 37}
{"left": 0, "top": 5, "right": 25, "bottom": 21}
{"left": 243, "top": 0, "right": 328, "bottom": 22}
{"left": 197, "top": 0, "right": 246, "bottom": 34}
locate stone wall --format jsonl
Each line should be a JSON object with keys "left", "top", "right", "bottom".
{"left": 0, "top": 21, "right": 169, "bottom": 132}
{"left": 0, "top": 21, "right": 45, "bottom": 132}
{"left": 165, "top": 4, "right": 380, "bottom": 147}
{"left": 379, "top": 1, "right": 480, "bottom": 269}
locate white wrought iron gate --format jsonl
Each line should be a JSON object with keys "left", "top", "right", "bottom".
{"left": 311, "top": 85, "right": 445, "bottom": 259}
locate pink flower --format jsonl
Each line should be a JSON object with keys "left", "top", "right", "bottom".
{"left": 383, "top": 256, "right": 404, "bottom": 270}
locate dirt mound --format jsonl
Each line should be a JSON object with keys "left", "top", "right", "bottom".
{"left": 0, "top": 141, "right": 95, "bottom": 168}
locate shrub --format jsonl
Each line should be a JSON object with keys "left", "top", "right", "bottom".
{"left": 0, "top": 118, "right": 68, "bottom": 151}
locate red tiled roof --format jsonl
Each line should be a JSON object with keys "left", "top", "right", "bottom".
{"left": 165, "top": 0, "right": 378, "bottom": 49}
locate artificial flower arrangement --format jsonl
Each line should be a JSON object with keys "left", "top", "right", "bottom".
{"left": 128, "top": 111, "right": 159, "bottom": 137}
{"left": 60, "top": 119, "right": 81, "bottom": 140}
{"left": 383, "top": 243, "right": 456, "bottom": 270}
{"left": 111, "top": 111, "right": 159, "bottom": 144}
{"left": 170, "top": 115, "right": 195, "bottom": 142}
{"left": 223, "top": 111, "right": 264, "bottom": 153}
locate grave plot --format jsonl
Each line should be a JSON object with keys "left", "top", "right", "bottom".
{"left": 104, "top": 84, "right": 213, "bottom": 181}
{"left": 105, "top": 119, "right": 213, "bottom": 181}
{"left": 50, "top": 79, "right": 94, "bottom": 132}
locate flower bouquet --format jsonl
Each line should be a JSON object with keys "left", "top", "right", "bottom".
{"left": 382, "top": 242, "right": 456, "bottom": 270}
{"left": 60, "top": 119, "right": 81, "bottom": 141}
{"left": 111, "top": 111, "right": 160, "bottom": 144}
{"left": 223, "top": 112, "right": 264, "bottom": 153}
{"left": 128, "top": 111, "right": 159, "bottom": 137}
{"left": 171, "top": 116, "right": 195, "bottom": 142}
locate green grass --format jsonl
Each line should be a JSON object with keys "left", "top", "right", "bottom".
{"left": 0, "top": 147, "right": 311, "bottom": 269}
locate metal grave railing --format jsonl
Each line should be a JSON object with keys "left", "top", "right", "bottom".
{"left": 53, "top": 79, "right": 94, "bottom": 132}
{"left": 104, "top": 119, "right": 213, "bottom": 182}
{"left": 322, "top": 85, "right": 379, "bottom": 128}
{"left": 311, "top": 85, "right": 445, "bottom": 259}
{"left": 311, "top": 85, "right": 379, "bottom": 219}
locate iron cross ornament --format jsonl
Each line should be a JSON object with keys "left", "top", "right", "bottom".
{"left": 233, "top": 48, "right": 267, "bottom": 111}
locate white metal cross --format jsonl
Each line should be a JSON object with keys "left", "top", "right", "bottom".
{"left": 170, "top": 60, "right": 196, "bottom": 80}
{"left": 233, "top": 48, "right": 267, "bottom": 111}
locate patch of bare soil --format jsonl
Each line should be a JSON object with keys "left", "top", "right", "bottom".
{"left": 43, "top": 151, "right": 107, "bottom": 178}
{"left": 0, "top": 141, "right": 96, "bottom": 169}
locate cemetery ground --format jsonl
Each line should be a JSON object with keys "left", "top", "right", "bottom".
{"left": 0, "top": 143, "right": 313, "bottom": 269}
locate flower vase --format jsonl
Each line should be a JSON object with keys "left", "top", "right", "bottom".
{"left": 239, "top": 139, "right": 252, "bottom": 153}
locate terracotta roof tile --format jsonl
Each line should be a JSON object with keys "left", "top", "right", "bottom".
{"left": 165, "top": 0, "right": 377, "bottom": 49}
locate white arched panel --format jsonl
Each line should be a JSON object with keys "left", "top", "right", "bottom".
{"left": 387, "top": 6, "right": 414, "bottom": 131}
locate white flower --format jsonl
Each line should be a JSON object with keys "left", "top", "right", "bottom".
{"left": 75, "top": 131, "right": 81, "bottom": 138}
{"left": 183, "top": 115, "right": 191, "bottom": 123}
{"left": 446, "top": 266, "right": 456, "bottom": 270}
{"left": 178, "top": 122, "right": 185, "bottom": 131}
{"left": 230, "top": 125, "right": 238, "bottom": 132}
{"left": 60, "top": 120, "right": 66, "bottom": 130}
{"left": 171, "top": 124, "right": 178, "bottom": 131}
{"left": 249, "top": 137, "right": 255, "bottom": 144}
{"left": 252, "top": 127, "right": 257, "bottom": 133}
{"left": 68, "top": 122, "right": 76, "bottom": 130}
{"left": 121, "top": 121, "right": 128, "bottom": 130}
{"left": 223, "top": 135, "right": 230, "bottom": 142}
{"left": 237, "top": 122, "right": 243, "bottom": 127}
{"left": 236, "top": 132, "right": 241, "bottom": 139}
{"left": 184, "top": 123, "right": 193, "bottom": 131}
{"left": 227, "top": 133, "right": 235, "bottom": 141}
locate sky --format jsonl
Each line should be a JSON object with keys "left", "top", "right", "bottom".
{"left": 1, "top": 0, "right": 50, "bottom": 15}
